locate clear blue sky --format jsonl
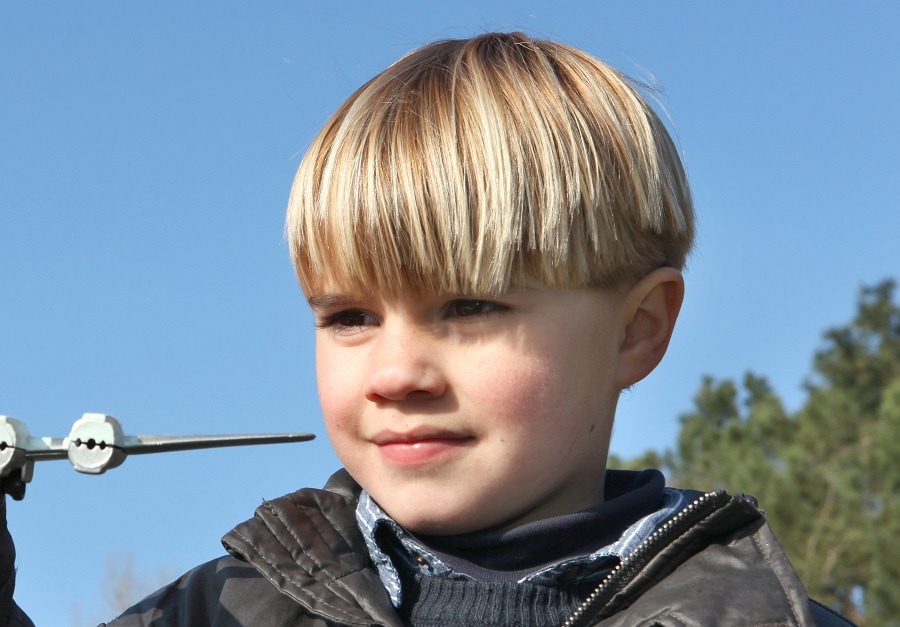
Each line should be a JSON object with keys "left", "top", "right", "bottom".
{"left": 2, "top": 2, "right": 898, "bottom": 624}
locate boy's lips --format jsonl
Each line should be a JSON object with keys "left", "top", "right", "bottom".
{"left": 370, "top": 428, "right": 474, "bottom": 466}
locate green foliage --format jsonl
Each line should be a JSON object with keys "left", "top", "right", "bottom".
{"left": 622, "top": 280, "right": 900, "bottom": 626}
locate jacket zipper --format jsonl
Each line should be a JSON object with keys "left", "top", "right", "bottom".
{"left": 560, "top": 490, "right": 732, "bottom": 627}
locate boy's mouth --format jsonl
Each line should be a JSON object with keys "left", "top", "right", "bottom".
{"left": 370, "top": 428, "right": 474, "bottom": 466}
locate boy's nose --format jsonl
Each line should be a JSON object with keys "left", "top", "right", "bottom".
{"left": 363, "top": 332, "right": 446, "bottom": 402}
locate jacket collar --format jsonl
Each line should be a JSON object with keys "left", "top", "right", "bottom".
{"left": 222, "top": 469, "right": 403, "bottom": 627}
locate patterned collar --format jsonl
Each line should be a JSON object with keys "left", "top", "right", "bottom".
{"left": 356, "top": 475, "right": 687, "bottom": 607}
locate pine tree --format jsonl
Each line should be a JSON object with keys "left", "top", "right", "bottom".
{"left": 618, "top": 280, "right": 900, "bottom": 626}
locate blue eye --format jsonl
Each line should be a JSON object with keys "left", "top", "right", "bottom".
{"left": 446, "top": 299, "right": 508, "bottom": 318}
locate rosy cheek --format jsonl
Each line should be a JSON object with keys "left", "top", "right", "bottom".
{"left": 316, "top": 370, "right": 356, "bottom": 437}
{"left": 316, "top": 346, "right": 354, "bottom": 410}
{"left": 478, "top": 360, "right": 558, "bottom": 421}
{"left": 316, "top": 378, "right": 339, "bottom": 414}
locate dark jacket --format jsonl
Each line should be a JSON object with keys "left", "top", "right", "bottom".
{"left": 106, "top": 470, "right": 853, "bottom": 626}
{"left": 1, "top": 496, "right": 35, "bottom": 627}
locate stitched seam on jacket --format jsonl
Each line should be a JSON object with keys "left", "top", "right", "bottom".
{"left": 271, "top": 496, "right": 379, "bottom": 622}
{"left": 307, "top": 492, "right": 381, "bottom": 606}
{"left": 750, "top": 530, "right": 803, "bottom": 626}
{"left": 313, "top": 489, "right": 369, "bottom": 551}
{"left": 231, "top": 524, "right": 366, "bottom": 624}
{"left": 266, "top": 500, "right": 357, "bottom": 582}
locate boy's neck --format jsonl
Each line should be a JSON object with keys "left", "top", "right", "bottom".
{"left": 409, "top": 469, "right": 664, "bottom": 581}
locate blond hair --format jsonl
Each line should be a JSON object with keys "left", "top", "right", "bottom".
{"left": 286, "top": 32, "right": 694, "bottom": 296}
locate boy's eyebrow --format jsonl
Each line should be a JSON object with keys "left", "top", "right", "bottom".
{"left": 307, "top": 293, "right": 360, "bottom": 310}
{"left": 307, "top": 286, "right": 539, "bottom": 310}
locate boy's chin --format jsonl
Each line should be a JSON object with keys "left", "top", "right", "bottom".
{"left": 380, "top": 500, "right": 505, "bottom": 537}
{"left": 381, "top": 499, "right": 529, "bottom": 537}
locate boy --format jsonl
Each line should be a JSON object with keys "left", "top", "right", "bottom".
{"left": 4, "top": 32, "right": 851, "bottom": 626}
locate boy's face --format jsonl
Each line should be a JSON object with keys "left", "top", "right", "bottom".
{"left": 309, "top": 282, "right": 630, "bottom": 535}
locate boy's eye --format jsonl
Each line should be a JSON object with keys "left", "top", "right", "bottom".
{"left": 445, "top": 299, "right": 507, "bottom": 318}
{"left": 318, "top": 310, "right": 377, "bottom": 330}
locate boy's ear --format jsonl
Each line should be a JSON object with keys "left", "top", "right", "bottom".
{"left": 615, "top": 267, "right": 684, "bottom": 389}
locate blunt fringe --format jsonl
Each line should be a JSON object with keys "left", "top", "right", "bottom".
{"left": 286, "top": 32, "right": 694, "bottom": 296}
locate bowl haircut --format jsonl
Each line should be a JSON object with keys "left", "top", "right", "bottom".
{"left": 286, "top": 32, "right": 694, "bottom": 297}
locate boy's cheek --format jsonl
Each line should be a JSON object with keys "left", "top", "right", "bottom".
{"left": 315, "top": 347, "right": 359, "bottom": 408}
{"left": 483, "top": 361, "right": 572, "bottom": 416}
